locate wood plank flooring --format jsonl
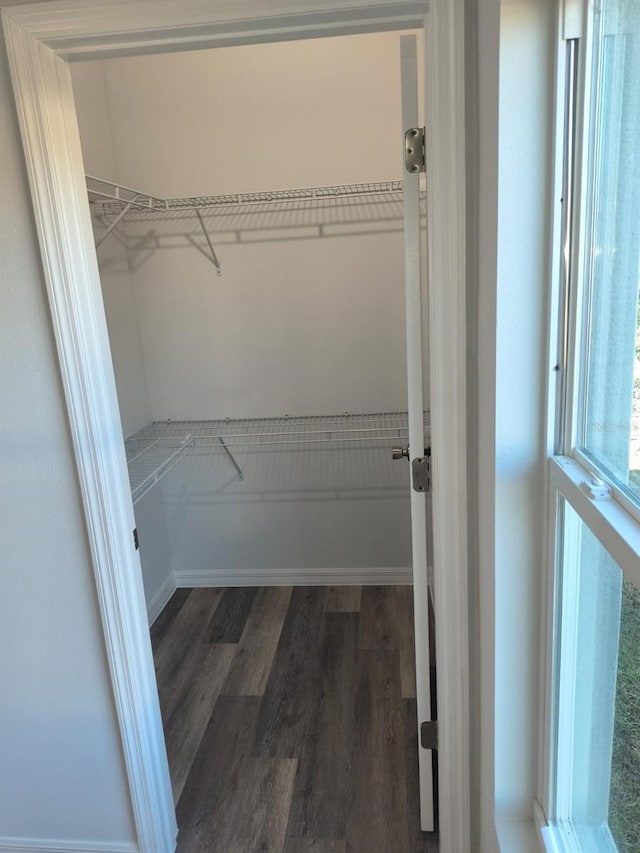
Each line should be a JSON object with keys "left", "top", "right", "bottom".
{"left": 151, "top": 585, "right": 439, "bottom": 853}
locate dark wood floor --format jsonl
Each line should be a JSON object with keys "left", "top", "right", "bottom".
{"left": 151, "top": 585, "right": 438, "bottom": 853}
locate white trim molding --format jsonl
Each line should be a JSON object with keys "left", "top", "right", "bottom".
{"left": 147, "top": 573, "right": 178, "bottom": 625}
{"left": 8, "top": 0, "right": 426, "bottom": 60}
{"left": 1, "top": 11, "right": 177, "bottom": 853}
{"left": 147, "top": 567, "right": 413, "bottom": 624}
{"left": 1, "top": 0, "right": 470, "bottom": 849}
{"left": 174, "top": 566, "right": 413, "bottom": 588}
{"left": 0, "top": 838, "right": 138, "bottom": 853}
{"left": 423, "top": 1, "right": 471, "bottom": 850}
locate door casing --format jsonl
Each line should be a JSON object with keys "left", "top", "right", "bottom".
{"left": 1, "top": 2, "right": 470, "bottom": 850}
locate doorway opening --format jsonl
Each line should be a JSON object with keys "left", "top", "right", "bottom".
{"left": 70, "top": 30, "right": 434, "bottom": 850}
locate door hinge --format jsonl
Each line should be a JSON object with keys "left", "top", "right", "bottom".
{"left": 421, "top": 720, "right": 438, "bottom": 750}
{"left": 405, "top": 126, "right": 426, "bottom": 173}
{"left": 133, "top": 528, "right": 139, "bottom": 550}
{"left": 412, "top": 447, "right": 431, "bottom": 493}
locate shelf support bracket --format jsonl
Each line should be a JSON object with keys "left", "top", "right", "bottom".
{"left": 95, "top": 199, "right": 137, "bottom": 248}
{"left": 195, "top": 208, "right": 222, "bottom": 276}
{"left": 96, "top": 214, "right": 128, "bottom": 249}
{"left": 217, "top": 436, "right": 243, "bottom": 480}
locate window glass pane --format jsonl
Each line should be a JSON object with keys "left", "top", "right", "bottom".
{"left": 556, "top": 501, "right": 640, "bottom": 850}
{"left": 610, "top": 578, "right": 640, "bottom": 852}
{"left": 582, "top": 0, "right": 640, "bottom": 500}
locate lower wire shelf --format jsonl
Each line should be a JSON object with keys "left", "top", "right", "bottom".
{"left": 124, "top": 410, "right": 430, "bottom": 505}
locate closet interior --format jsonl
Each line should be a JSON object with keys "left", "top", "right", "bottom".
{"left": 71, "top": 30, "right": 428, "bottom": 621}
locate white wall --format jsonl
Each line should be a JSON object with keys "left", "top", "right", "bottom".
{"left": 134, "top": 485, "right": 175, "bottom": 615}
{"left": 72, "top": 61, "right": 174, "bottom": 615}
{"left": 493, "top": 0, "right": 555, "bottom": 836}
{"left": 130, "top": 229, "right": 408, "bottom": 420}
{"left": 75, "top": 33, "right": 418, "bottom": 422}
{"left": 96, "top": 34, "right": 413, "bottom": 197}
{"left": 0, "top": 6, "right": 136, "bottom": 846}
{"left": 162, "top": 443, "right": 411, "bottom": 580}
{"left": 72, "top": 61, "right": 151, "bottom": 438}
{"left": 468, "top": 0, "right": 556, "bottom": 848}
{"left": 71, "top": 33, "right": 419, "bottom": 580}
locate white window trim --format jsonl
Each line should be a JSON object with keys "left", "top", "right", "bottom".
{"left": 573, "top": 447, "right": 640, "bottom": 528}
{"left": 537, "top": 455, "right": 640, "bottom": 853}
{"left": 538, "top": 2, "right": 640, "bottom": 848}
{"left": 551, "top": 457, "right": 640, "bottom": 588}
{"left": 536, "top": 802, "right": 618, "bottom": 853}
{"left": 558, "top": 0, "right": 598, "bottom": 460}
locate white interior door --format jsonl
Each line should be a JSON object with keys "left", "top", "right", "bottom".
{"left": 400, "top": 33, "right": 436, "bottom": 833}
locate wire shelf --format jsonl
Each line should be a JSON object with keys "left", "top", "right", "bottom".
{"left": 87, "top": 175, "right": 426, "bottom": 272}
{"left": 124, "top": 411, "right": 430, "bottom": 504}
{"left": 87, "top": 175, "right": 408, "bottom": 220}
{"left": 125, "top": 434, "right": 194, "bottom": 504}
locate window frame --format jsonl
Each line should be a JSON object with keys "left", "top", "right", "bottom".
{"left": 540, "top": 456, "right": 640, "bottom": 851}
{"left": 538, "top": 1, "right": 640, "bottom": 849}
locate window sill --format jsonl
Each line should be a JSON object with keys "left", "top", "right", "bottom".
{"left": 533, "top": 800, "right": 617, "bottom": 853}
{"left": 495, "top": 816, "right": 542, "bottom": 853}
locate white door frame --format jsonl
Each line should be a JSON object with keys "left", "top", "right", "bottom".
{"left": 1, "top": 2, "right": 469, "bottom": 850}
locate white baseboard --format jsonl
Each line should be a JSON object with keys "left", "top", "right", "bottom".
{"left": 174, "top": 566, "right": 412, "bottom": 587}
{"left": 0, "top": 839, "right": 137, "bottom": 853}
{"left": 146, "top": 572, "right": 177, "bottom": 626}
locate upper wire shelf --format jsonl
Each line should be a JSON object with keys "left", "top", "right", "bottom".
{"left": 124, "top": 411, "right": 430, "bottom": 504}
{"left": 86, "top": 175, "right": 426, "bottom": 276}
{"left": 86, "top": 175, "right": 407, "bottom": 219}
